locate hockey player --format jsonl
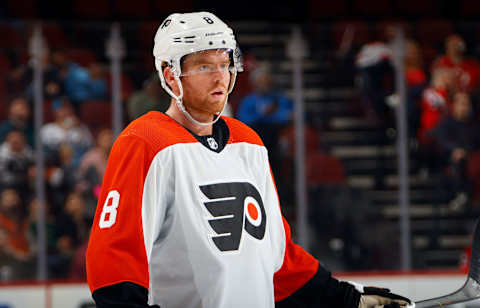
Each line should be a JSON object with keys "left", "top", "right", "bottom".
{"left": 86, "top": 12, "right": 412, "bottom": 308}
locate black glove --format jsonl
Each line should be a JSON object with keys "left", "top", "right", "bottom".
{"left": 358, "top": 286, "right": 412, "bottom": 308}
{"left": 345, "top": 281, "right": 412, "bottom": 308}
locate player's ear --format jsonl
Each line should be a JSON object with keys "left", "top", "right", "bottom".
{"left": 163, "top": 67, "right": 180, "bottom": 95}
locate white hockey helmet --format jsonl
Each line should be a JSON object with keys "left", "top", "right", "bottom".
{"left": 153, "top": 12, "right": 243, "bottom": 126}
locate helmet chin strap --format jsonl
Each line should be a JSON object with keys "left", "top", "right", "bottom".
{"left": 173, "top": 75, "right": 224, "bottom": 127}
{"left": 168, "top": 70, "right": 237, "bottom": 127}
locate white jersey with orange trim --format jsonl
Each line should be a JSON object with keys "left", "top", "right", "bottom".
{"left": 86, "top": 112, "right": 318, "bottom": 308}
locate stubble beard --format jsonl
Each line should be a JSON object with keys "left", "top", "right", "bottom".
{"left": 182, "top": 94, "right": 227, "bottom": 120}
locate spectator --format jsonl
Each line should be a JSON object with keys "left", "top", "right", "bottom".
{"left": 277, "top": 122, "right": 321, "bottom": 205}
{"left": 405, "top": 40, "right": 427, "bottom": 88}
{"left": 9, "top": 45, "right": 63, "bottom": 101}
{"left": 354, "top": 26, "right": 395, "bottom": 125}
{"left": 416, "top": 68, "right": 455, "bottom": 174}
{"left": 236, "top": 63, "right": 293, "bottom": 174}
{"left": 0, "top": 97, "right": 34, "bottom": 147}
{"left": 78, "top": 128, "right": 113, "bottom": 182}
{"left": 405, "top": 40, "right": 428, "bottom": 139}
{"left": 52, "top": 193, "right": 91, "bottom": 278}
{"left": 77, "top": 128, "right": 114, "bottom": 218}
{"left": 127, "top": 74, "right": 170, "bottom": 121}
{"left": 47, "top": 143, "right": 78, "bottom": 216}
{"left": 433, "top": 34, "right": 480, "bottom": 93}
{"left": 0, "top": 130, "right": 34, "bottom": 194}
{"left": 40, "top": 98, "right": 93, "bottom": 168}
{"left": 27, "top": 198, "right": 58, "bottom": 258}
{"left": 69, "top": 239, "right": 88, "bottom": 280}
{"left": 57, "top": 193, "right": 91, "bottom": 247}
{"left": 51, "top": 49, "right": 107, "bottom": 110}
{"left": 417, "top": 68, "right": 454, "bottom": 146}
{"left": 0, "top": 189, "right": 32, "bottom": 280}
{"left": 430, "top": 92, "right": 480, "bottom": 209}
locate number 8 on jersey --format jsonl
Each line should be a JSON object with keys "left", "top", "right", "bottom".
{"left": 99, "top": 190, "right": 120, "bottom": 229}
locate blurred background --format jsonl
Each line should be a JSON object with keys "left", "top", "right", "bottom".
{"left": 1, "top": 0, "right": 480, "bottom": 305}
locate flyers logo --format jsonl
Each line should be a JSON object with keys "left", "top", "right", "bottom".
{"left": 199, "top": 182, "right": 266, "bottom": 252}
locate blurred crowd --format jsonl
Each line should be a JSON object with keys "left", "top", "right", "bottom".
{"left": 355, "top": 30, "right": 480, "bottom": 210}
{"left": 0, "top": 97, "right": 115, "bottom": 280}
{"left": 0, "top": 41, "right": 118, "bottom": 280}
{"left": 2, "top": 21, "right": 480, "bottom": 281}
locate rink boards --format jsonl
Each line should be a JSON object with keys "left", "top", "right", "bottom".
{"left": 0, "top": 272, "right": 475, "bottom": 308}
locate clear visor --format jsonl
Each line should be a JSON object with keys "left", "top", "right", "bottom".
{"left": 179, "top": 49, "right": 234, "bottom": 77}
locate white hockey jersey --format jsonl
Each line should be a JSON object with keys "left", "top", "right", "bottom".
{"left": 86, "top": 112, "right": 319, "bottom": 308}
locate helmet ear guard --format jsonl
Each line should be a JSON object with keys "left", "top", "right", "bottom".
{"left": 153, "top": 12, "right": 243, "bottom": 126}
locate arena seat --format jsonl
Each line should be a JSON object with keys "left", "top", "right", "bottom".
{"left": 417, "top": 19, "right": 454, "bottom": 48}
{"left": 307, "top": 151, "right": 346, "bottom": 186}
{"left": 79, "top": 100, "right": 112, "bottom": 129}
{"left": 395, "top": 0, "right": 435, "bottom": 15}
{"left": 6, "top": 0, "right": 38, "bottom": 19}
{"left": 332, "top": 20, "right": 371, "bottom": 50}
{"left": 352, "top": 0, "right": 392, "bottom": 15}
{"left": 67, "top": 48, "right": 97, "bottom": 67}
{"left": 73, "top": 0, "right": 109, "bottom": 19}
{"left": 115, "top": 0, "right": 151, "bottom": 18}
{"left": 137, "top": 22, "right": 161, "bottom": 49}
{"left": 309, "top": 1, "right": 346, "bottom": 19}
{"left": 0, "top": 52, "right": 11, "bottom": 74}
{"left": 460, "top": 0, "right": 480, "bottom": 16}
{"left": 0, "top": 24, "right": 25, "bottom": 49}
{"left": 467, "top": 151, "right": 480, "bottom": 205}
{"left": 105, "top": 72, "right": 134, "bottom": 102}
{"left": 42, "top": 23, "right": 69, "bottom": 48}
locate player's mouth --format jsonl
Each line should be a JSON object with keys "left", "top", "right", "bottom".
{"left": 211, "top": 89, "right": 225, "bottom": 98}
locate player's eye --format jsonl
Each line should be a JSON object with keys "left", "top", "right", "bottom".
{"left": 199, "top": 65, "right": 210, "bottom": 72}
{"left": 220, "top": 63, "right": 229, "bottom": 71}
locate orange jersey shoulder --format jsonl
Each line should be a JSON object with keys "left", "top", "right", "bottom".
{"left": 222, "top": 116, "right": 264, "bottom": 146}
{"left": 121, "top": 111, "right": 197, "bottom": 153}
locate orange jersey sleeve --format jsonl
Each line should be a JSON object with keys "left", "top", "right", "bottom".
{"left": 273, "top": 216, "right": 320, "bottom": 301}
{"left": 86, "top": 133, "right": 156, "bottom": 292}
{"left": 269, "top": 168, "right": 319, "bottom": 301}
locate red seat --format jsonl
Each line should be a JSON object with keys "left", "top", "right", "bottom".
{"left": 396, "top": 0, "right": 435, "bottom": 14}
{"left": 460, "top": 0, "right": 480, "bottom": 16}
{"left": 351, "top": 0, "right": 392, "bottom": 15}
{"left": 0, "top": 24, "right": 25, "bottom": 49}
{"left": 140, "top": 50, "right": 156, "bottom": 72}
{"left": 0, "top": 52, "right": 11, "bottom": 74}
{"left": 306, "top": 151, "right": 346, "bottom": 186}
{"left": 115, "top": 0, "right": 151, "bottom": 17}
{"left": 0, "top": 97, "right": 8, "bottom": 122}
{"left": 309, "top": 1, "right": 346, "bottom": 19}
{"left": 332, "top": 20, "right": 371, "bottom": 50}
{"left": 42, "top": 23, "right": 69, "bottom": 48}
{"left": 73, "top": 0, "right": 109, "bottom": 19}
{"left": 6, "top": 0, "right": 38, "bottom": 19}
{"left": 417, "top": 19, "right": 454, "bottom": 47}
{"left": 79, "top": 100, "right": 112, "bottom": 129}
{"left": 105, "top": 72, "right": 134, "bottom": 102}
{"left": 67, "top": 48, "right": 97, "bottom": 67}
{"left": 420, "top": 42, "right": 439, "bottom": 71}
{"left": 150, "top": 0, "right": 193, "bottom": 15}
{"left": 467, "top": 151, "right": 480, "bottom": 205}
{"left": 374, "top": 19, "right": 412, "bottom": 42}
{"left": 138, "top": 22, "right": 162, "bottom": 49}
{"left": 277, "top": 125, "right": 322, "bottom": 184}
{"left": 43, "top": 99, "right": 54, "bottom": 123}
{"left": 0, "top": 77, "right": 6, "bottom": 97}
{"left": 278, "top": 124, "right": 321, "bottom": 158}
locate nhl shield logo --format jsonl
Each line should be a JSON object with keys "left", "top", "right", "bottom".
{"left": 206, "top": 137, "right": 218, "bottom": 150}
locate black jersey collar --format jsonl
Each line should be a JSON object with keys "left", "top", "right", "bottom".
{"left": 186, "top": 117, "right": 230, "bottom": 153}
